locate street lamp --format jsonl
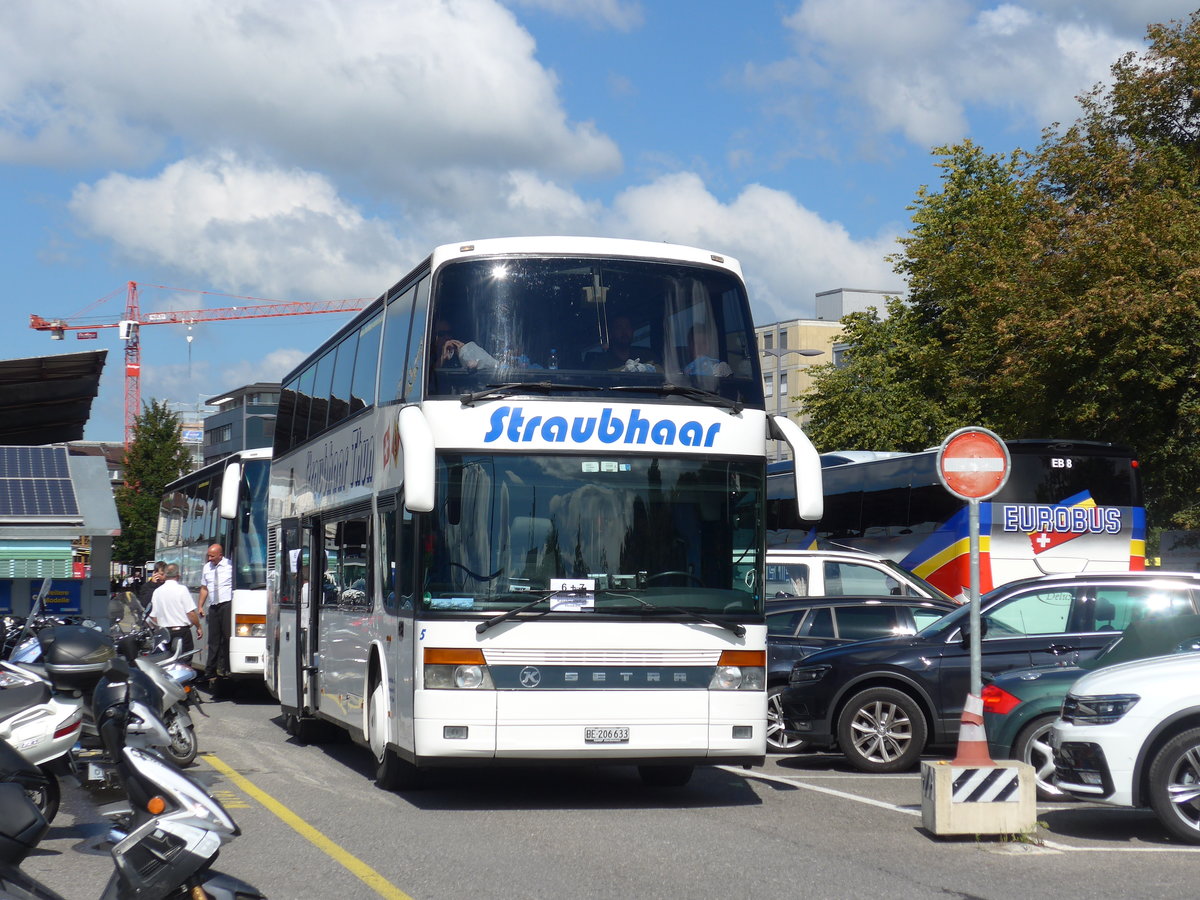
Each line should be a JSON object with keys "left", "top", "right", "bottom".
{"left": 761, "top": 347, "right": 824, "bottom": 460}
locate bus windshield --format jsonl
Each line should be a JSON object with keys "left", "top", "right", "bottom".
{"left": 236, "top": 457, "right": 270, "bottom": 589}
{"left": 424, "top": 453, "right": 763, "bottom": 615}
{"left": 426, "top": 256, "right": 763, "bottom": 406}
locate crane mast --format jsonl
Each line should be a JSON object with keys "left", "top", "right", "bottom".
{"left": 31, "top": 281, "right": 370, "bottom": 447}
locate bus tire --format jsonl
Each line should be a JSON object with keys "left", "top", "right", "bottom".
{"left": 638, "top": 764, "right": 694, "bottom": 787}
{"left": 369, "top": 680, "right": 424, "bottom": 791}
{"left": 284, "top": 708, "right": 325, "bottom": 745}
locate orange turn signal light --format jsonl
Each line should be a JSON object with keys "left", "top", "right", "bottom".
{"left": 424, "top": 648, "right": 486, "bottom": 665}
{"left": 718, "top": 650, "right": 765, "bottom": 667}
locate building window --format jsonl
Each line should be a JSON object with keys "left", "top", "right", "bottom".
{"left": 763, "top": 332, "right": 773, "bottom": 351}
{"left": 205, "top": 424, "right": 233, "bottom": 446}
{"left": 779, "top": 330, "right": 788, "bottom": 350}
{"left": 763, "top": 373, "right": 774, "bottom": 398}
{"left": 779, "top": 372, "right": 788, "bottom": 399}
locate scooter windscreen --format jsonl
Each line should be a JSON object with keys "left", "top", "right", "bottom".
{"left": 121, "top": 746, "right": 238, "bottom": 837}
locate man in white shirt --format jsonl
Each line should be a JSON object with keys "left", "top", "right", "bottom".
{"left": 198, "top": 543, "right": 234, "bottom": 681}
{"left": 148, "top": 563, "right": 201, "bottom": 655}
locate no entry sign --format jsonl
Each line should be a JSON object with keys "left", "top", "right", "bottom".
{"left": 937, "top": 427, "right": 1010, "bottom": 501}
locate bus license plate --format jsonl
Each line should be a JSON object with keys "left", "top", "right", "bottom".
{"left": 585, "top": 726, "right": 630, "bottom": 743}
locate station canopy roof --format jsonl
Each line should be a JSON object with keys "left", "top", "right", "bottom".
{"left": 0, "top": 350, "right": 107, "bottom": 445}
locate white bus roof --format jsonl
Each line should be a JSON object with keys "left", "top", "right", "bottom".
{"left": 428, "top": 236, "right": 743, "bottom": 277}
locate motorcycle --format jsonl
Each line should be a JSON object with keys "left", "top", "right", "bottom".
{"left": 0, "top": 723, "right": 266, "bottom": 899}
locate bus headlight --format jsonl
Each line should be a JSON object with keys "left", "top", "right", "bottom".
{"left": 424, "top": 648, "right": 494, "bottom": 689}
{"left": 710, "top": 650, "right": 766, "bottom": 691}
{"left": 235, "top": 614, "right": 266, "bottom": 639}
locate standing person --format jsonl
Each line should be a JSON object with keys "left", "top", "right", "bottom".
{"left": 138, "top": 561, "right": 166, "bottom": 620}
{"left": 198, "top": 543, "right": 233, "bottom": 683}
{"left": 147, "top": 563, "right": 201, "bottom": 656}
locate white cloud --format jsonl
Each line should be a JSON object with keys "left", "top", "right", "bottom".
{"left": 775, "top": 0, "right": 1175, "bottom": 147}
{"left": 69, "top": 153, "right": 894, "bottom": 323}
{"left": 0, "top": 0, "right": 620, "bottom": 186}
{"left": 606, "top": 172, "right": 900, "bottom": 321}
{"left": 504, "top": 0, "right": 644, "bottom": 31}
{"left": 68, "top": 153, "right": 418, "bottom": 299}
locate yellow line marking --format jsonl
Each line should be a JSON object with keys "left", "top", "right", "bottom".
{"left": 202, "top": 754, "right": 415, "bottom": 900}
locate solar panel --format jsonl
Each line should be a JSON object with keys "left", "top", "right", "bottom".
{"left": 0, "top": 447, "right": 80, "bottom": 518}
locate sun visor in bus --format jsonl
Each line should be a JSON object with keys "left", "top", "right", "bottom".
{"left": 219, "top": 462, "right": 241, "bottom": 520}
{"left": 769, "top": 415, "right": 824, "bottom": 521}
{"left": 398, "top": 405, "right": 436, "bottom": 513}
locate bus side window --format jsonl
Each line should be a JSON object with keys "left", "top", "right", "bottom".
{"left": 378, "top": 283, "right": 417, "bottom": 406}
{"left": 380, "top": 505, "right": 401, "bottom": 615}
{"left": 350, "top": 313, "right": 383, "bottom": 413}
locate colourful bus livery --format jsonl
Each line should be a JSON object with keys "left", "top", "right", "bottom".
{"left": 768, "top": 440, "right": 1144, "bottom": 601}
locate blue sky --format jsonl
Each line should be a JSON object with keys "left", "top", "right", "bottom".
{"left": 0, "top": 0, "right": 1191, "bottom": 442}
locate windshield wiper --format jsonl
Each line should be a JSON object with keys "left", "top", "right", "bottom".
{"left": 476, "top": 591, "right": 558, "bottom": 633}
{"left": 610, "top": 382, "right": 743, "bottom": 415}
{"left": 460, "top": 382, "right": 597, "bottom": 406}
{"left": 604, "top": 592, "right": 746, "bottom": 638}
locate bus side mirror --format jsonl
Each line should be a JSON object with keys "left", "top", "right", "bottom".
{"left": 769, "top": 415, "right": 823, "bottom": 521}
{"left": 220, "top": 462, "right": 241, "bottom": 520}
{"left": 398, "top": 406, "right": 435, "bottom": 513}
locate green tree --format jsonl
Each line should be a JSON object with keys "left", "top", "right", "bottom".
{"left": 114, "top": 400, "right": 192, "bottom": 564}
{"left": 804, "top": 12, "right": 1200, "bottom": 528}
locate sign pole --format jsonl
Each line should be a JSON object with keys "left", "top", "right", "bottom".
{"left": 968, "top": 497, "right": 982, "bottom": 698}
{"left": 934, "top": 426, "right": 1010, "bottom": 766}
{"left": 923, "top": 426, "right": 1036, "bottom": 837}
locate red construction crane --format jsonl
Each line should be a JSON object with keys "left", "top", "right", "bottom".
{"left": 31, "top": 280, "right": 370, "bottom": 447}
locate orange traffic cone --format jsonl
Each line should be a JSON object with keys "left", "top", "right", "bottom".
{"left": 951, "top": 692, "right": 994, "bottom": 766}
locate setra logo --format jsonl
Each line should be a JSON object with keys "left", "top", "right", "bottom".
{"left": 482, "top": 405, "right": 722, "bottom": 448}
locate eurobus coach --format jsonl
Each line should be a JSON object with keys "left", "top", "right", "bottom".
{"left": 767, "top": 439, "right": 1145, "bottom": 600}
{"left": 154, "top": 447, "right": 271, "bottom": 677}
{"left": 264, "top": 236, "right": 823, "bottom": 788}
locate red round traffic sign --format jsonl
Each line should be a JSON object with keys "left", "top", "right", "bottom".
{"left": 937, "top": 427, "right": 1010, "bottom": 500}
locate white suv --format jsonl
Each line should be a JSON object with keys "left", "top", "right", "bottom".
{"left": 764, "top": 548, "right": 951, "bottom": 601}
{"left": 1052, "top": 650, "right": 1200, "bottom": 843}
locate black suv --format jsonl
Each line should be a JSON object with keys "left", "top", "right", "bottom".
{"left": 778, "top": 572, "right": 1200, "bottom": 771}
{"left": 765, "top": 596, "right": 957, "bottom": 752}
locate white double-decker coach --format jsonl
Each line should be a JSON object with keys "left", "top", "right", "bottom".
{"left": 265, "top": 236, "right": 822, "bottom": 788}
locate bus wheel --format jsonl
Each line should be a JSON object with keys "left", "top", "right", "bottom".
{"left": 369, "top": 680, "right": 423, "bottom": 791}
{"left": 638, "top": 765, "right": 693, "bottom": 787}
{"left": 284, "top": 709, "right": 323, "bottom": 744}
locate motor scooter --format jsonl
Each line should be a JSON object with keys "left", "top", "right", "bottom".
{"left": 0, "top": 660, "right": 83, "bottom": 822}
{"left": 0, "top": 583, "right": 119, "bottom": 822}
{"left": 0, "top": 726, "right": 266, "bottom": 899}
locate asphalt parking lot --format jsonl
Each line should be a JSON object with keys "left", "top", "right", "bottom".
{"left": 754, "top": 749, "right": 1200, "bottom": 854}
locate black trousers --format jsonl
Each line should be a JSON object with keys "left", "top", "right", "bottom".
{"left": 205, "top": 603, "right": 232, "bottom": 676}
{"left": 166, "top": 626, "right": 194, "bottom": 656}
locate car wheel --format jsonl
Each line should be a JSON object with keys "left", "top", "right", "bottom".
{"left": 1148, "top": 727, "right": 1200, "bottom": 844}
{"left": 836, "top": 686, "right": 927, "bottom": 773}
{"left": 767, "top": 685, "right": 809, "bottom": 754}
{"left": 1014, "top": 716, "right": 1069, "bottom": 801}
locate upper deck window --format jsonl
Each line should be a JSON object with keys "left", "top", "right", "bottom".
{"left": 425, "top": 256, "right": 764, "bottom": 408}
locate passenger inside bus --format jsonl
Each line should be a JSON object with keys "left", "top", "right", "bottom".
{"left": 682, "top": 326, "right": 732, "bottom": 377}
{"left": 587, "top": 314, "right": 657, "bottom": 372}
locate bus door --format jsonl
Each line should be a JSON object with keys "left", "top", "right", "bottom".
{"left": 277, "top": 518, "right": 316, "bottom": 715}
{"left": 378, "top": 500, "right": 416, "bottom": 755}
